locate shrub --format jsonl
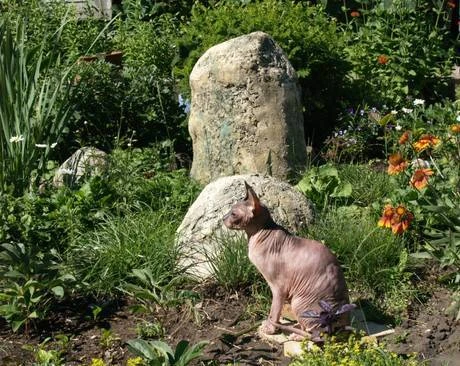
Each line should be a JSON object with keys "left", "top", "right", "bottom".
{"left": 67, "top": 18, "right": 188, "bottom": 152}
{"left": 342, "top": 0, "right": 454, "bottom": 107}
{"left": 175, "top": 0, "right": 350, "bottom": 145}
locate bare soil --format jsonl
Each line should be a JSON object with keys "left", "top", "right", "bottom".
{"left": 0, "top": 282, "right": 458, "bottom": 365}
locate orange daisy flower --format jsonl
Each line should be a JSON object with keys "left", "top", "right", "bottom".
{"left": 391, "top": 205, "right": 414, "bottom": 234}
{"left": 413, "top": 134, "right": 440, "bottom": 152}
{"left": 398, "top": 131, "right": 410, "bottom": 145}
{"left": 410, "top": 168, "right": 434, "bottom": 190}
{"left": 387, "top": 152, "right": 408, "bottom": 175}
{"left": 378, "top": 205, "right": 394, "bottom": 228}
{"left": 350, "top": 11, "right": 360, "bottom": 17}
{"left": 450, "top": 124, "right": 460, "bottom": 134}
{"left": 377, "top": 54, "right": 389, "bottom": 65}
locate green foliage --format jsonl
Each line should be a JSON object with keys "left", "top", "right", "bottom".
{"left": 291, "top": 333, "right": 421, "bottom": 365}
{"left": 67, "top": 17, "right": 187, "bottom": 152}
{"left": 127, "top": 339, "right": 208, "bottom": 366}
{"left": 296, "top": 164, "right": 352, "bottom": 209}
{"left": 0, "top": 0, "right": 113, "bottom": 62}
{"left": 121, "top": 269, "right": 199, "bottom": 313}
{"left": 175, "top": 0, "right": 350, "bottom": 144}
{"left": 376, "top": 100, "right": 460, "bottom": 275}
{"left": 23, "top": 337, "right": 65, "bottom": 366}
{"left": 0, "top": 19, "right": 73, "bottom": 195}
{"left": 342, "top": 0, "right": 454, "bottom": 107}
{"left": 136, "top": 320, "right": 165, "bottom": 339}
{"left": 66, "top": 210, "right": 181, "bottom": 296}
{"left": 0, "top": 242, "right": 74, "bottom": 332}
{"left": 305, "top": 207, "right": 412, "bottom": 315}
{"left": 338, "top": 164, "right": 394, "bottom": 207}
{"left": 204, "top": 232, "right": 263, "bottom": 291}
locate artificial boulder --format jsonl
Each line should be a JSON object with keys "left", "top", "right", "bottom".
{"left": 189, "top": 31, "right": 306, "bottom": 185}
{"left": 176, "top": 174, "right": 313, "bottom": 278}
{"left": 53, "top": 147, "right": 108, "bottom": 188}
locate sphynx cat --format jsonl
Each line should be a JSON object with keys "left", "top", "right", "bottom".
{"left": 223, "top": 182, "right": 350, "bottom": 339}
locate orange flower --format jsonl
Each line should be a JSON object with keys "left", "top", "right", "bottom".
{"left": 350, "top": 11, "right": 360, "bottom": 17}
{"left": 450, "top": 124, "right": 460, "bottom": 134}
{"left": 447, "top": 1, "right": 456, "bottom": 8}
{"left": 377, "top": 54, "right": 389, "bottom": 65}
{"left": 378, "top": 204, "right": 414, "bottom": 234}
{"left": 387, "top": 152, "right": 408, "bottom": 175}
{"left": 398, "top": 131, "right": 410, "bottom": 145}
{"left": 391, "top": 205, "right": 414, "bottom": 234}
{"left": 413, "top": 134, "right": 440, "bottom": 152}
{"left": 410, "top": 168, "right": 434, "bottom": 190}
{"left": 378, "top": 205, "right": 394, "bottom": 228}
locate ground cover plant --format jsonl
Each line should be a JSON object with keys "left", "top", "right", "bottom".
{"left": 0, "top": 0, "right": 459, "bottom": 364}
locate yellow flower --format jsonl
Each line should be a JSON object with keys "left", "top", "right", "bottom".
{"left": 90, "top": 359, "right": 106, "bottom": 366}
{"left": 378, "top": 205, "right": 394, "bottom": 228}
{"left": 127, "top": 357, "right": 145, "bottom": 366}
{"left": 451, "top": 124, "right": 460, "bottom": 134}
{"left": 413, "top": 134, "right": 440, "bottom": 152}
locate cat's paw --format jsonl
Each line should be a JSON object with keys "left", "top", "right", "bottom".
{"left": 259, "top": 319, "right": 277, "bottom": 335}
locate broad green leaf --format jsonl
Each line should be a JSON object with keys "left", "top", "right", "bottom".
{"left": 51, "top": 286, "right": 64, "bottom": 298}
{"left": 330, "top": 182, "right": 352, "bottom": 198}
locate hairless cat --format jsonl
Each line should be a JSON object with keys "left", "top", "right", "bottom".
{"left": 223, "top": 182, "right": 350, "bottom": 339}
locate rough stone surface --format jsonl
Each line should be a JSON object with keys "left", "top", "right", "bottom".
{"left": 176, "top": 174, "right": 313, "bottom": 277}
{"left": 189, "top": 31, "right": 306, "bottom": 185}
{"left": 53, "top": 147, "right": 108, "bottom": 188}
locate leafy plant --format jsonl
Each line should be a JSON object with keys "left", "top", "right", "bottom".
{"left": 136, "top": 320, "right": 165, "bottom": 339}
{"left": 22, "top": 337, "right": 64, "bottom": 366}
{"left": 121, "top": 269, "right": 199, "bottom": 314}
{"left": 0, "top": 19, "right": 73, "bottom": 195}
{"left": 0, "top": 242, "right": 74, "bottom": 332}
{"left": 290, "top": 333, "right": 422, "bottom": 365}
{"left": 342, "top": 0, "right": 454, "bottom": 107}
{"left": 126, "top": 339, "right": 208, "bottom": 366}
{"left": 296, "top": 164, "right": 352, "bottom": 209}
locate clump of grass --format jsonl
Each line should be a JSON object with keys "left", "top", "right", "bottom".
{"left": 204, "top": 231, "right": 264, "bottom": 291}
{"left": 67, "top": 208, "right": 180, "bottom": 296}
{"left": 338, "top": 163, "right": 394, "bottom": 207}
{"left": 304, "top": 206, "right": 413, "bottom": 316}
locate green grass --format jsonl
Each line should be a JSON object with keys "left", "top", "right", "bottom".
{"left": 338, "top": 163, "right": 394, "bottom": 207}
{"left": 304, "top": 206, "right": 413, "bottom": 317}
{"left": 66, "top": 208, "right": 181, "bottom": 296}
{"left": 204, "top": 231, "right": 264, "bottom": 291}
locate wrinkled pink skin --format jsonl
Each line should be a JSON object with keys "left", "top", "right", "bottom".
{"left": 223, "top": 182, "right": 350, "bottom": 339}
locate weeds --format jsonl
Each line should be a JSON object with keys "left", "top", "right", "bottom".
{"left": 67, "top": 209, "right": 180, "bottom": 296}
{"left": 203, "top": 231, "right": 263, "bottom": 291}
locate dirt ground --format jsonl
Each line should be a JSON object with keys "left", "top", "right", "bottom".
{"left": 0, "top": 282, "right": 458, "bottom": 365}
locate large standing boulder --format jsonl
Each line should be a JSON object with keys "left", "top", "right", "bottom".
{"left": 176, "top": 174, "right": 314, "bottom": 277}
{"left": 189, "top": 31, "right": 306, "bottom": 185}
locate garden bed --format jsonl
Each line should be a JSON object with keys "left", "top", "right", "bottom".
{"left": 0, "top": 282, "right": 458, "bottom": 365}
